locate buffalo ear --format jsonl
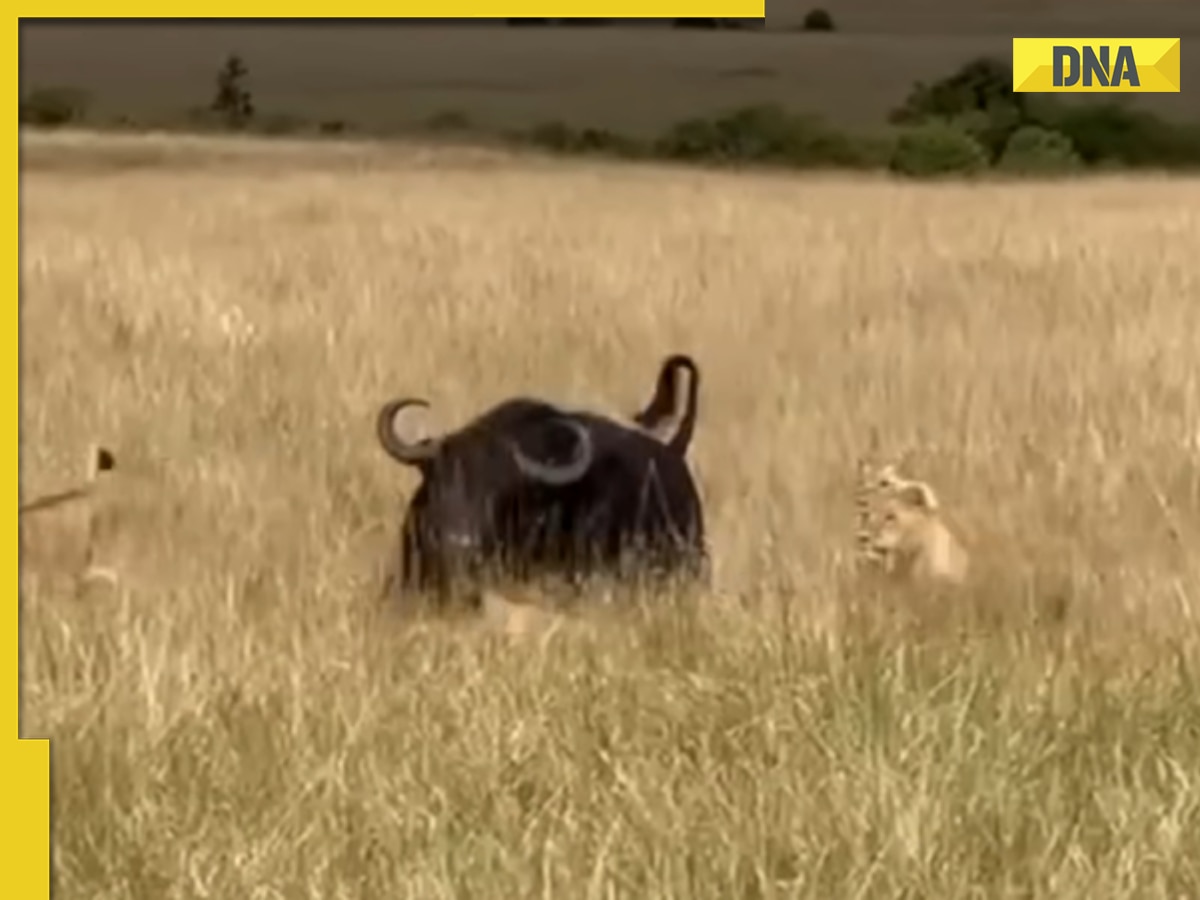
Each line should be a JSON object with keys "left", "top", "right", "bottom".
{"left": 508, "top": 418, "right": 594, "bottom": 486}
{"left": 632, "top": 361, "right": 675, "bottom": 430}
{"left": 634, "top": 355, "right": 696, "bottom": 450}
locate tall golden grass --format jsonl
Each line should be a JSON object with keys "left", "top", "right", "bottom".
{"left": 20, "top": 130, "right": 1200, "bottom": 898}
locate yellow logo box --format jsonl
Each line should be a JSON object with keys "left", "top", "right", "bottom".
{"left": 1012, "top": 38, "right": 1181, "bottom": 93}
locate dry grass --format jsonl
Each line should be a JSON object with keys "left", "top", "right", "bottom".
{"left": 20, "top": 8, "right": 1200, "bottom": 134}
{"left": 19, "top": 129, "right": 1200, "bottom": 898}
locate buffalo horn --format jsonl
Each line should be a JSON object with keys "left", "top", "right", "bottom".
{"left": 377, "top": 398, "right": 442, "bottom": 465}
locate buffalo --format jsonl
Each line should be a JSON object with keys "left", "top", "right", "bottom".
{"left": 376, "top": 354, "right": 707, "bottom": 605}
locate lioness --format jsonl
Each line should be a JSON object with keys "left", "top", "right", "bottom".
{"left": 20, "top": 444, "right": 121, "bottom": 590}
{"left": 855, "top": 459, "right": 969, "bottom": 587}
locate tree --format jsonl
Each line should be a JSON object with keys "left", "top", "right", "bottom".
{"left": 211, "top": 53, "right": 255, "bottom": 129}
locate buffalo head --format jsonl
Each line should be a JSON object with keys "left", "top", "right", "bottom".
{"left": 377, "top": 396, "right": 597, "bottom": 595}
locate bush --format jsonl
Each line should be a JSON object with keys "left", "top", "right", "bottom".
{"left": 656, "top": 105, "right": 877, "bottom": 169}
{"left": 1040, "top": 103, "right": 1200, "bottom": 169}
{"left": 891, "top": 57, "right": 1023, "bottom": 124}
{"left": 891, "top": 56, "right": 1200, "bottom": 170}
{"left": 801, "top": 8, "right": 835, "bottom": 31}
{"left": 997, "top": 125, "right": 1082, "bottom": 174}
{"left": 523, "top": 122, "right": 643, "bottom": 158}
{"left": 891, "top": 57, "right": 1024, "bottom": 161}
{"left": 939, "top": 106, "right": 1026, "bottom": 163}
{"left": 889, "top": 123, "right": 989, "bottom": 177}
{"left": 20, "top": 87, "right": 91, "bottom": 127}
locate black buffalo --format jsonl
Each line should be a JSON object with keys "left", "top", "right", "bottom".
{"left": 376, "top": 354, "right": 707, "bottom": 604}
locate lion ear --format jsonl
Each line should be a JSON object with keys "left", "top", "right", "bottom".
{"left": 86, "top": 444, "right": 116, "bottom": 482}
{"left": 898, "top": 480, "right": 939, "bottom": 511}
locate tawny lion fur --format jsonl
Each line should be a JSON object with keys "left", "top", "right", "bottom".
{"left": 856, "top": 459, "right": 970, "bottom": 587}
{"left": 20, "top": 444, "right": 121, "bottom": 590}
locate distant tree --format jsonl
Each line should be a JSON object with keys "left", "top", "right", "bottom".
{"left": 890, "top": 57, "right": 1024, "bottom": 125}
{"left": 211, "top": 53, "right": 255, "bottom": 129}
{"left": 506, "top": 18, "right": 550, "bottom": 25}
{"left": 561, "top": 18, "right": 610, "bottom": 26}
{"left": 889, "top": 57, "right": 1026, "bottom": 161}
{"left": 801, "top": 9, "right": 835, "bottom": 31}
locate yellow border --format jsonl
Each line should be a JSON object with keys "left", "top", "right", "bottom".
{"left": 10, "top": 14, "right": 50, "bottom": 897}
{"left": 22, "top": 3, "right": 765, "bottom": 14}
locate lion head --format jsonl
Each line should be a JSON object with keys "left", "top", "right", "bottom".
{"left": 855, "top": 459, "right": 969, "bottom": 587}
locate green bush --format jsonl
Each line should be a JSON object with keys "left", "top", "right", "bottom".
{"left": 1039, "top": 103, "right": 1200, "bottom": 169}
{"left": 997, "top": 125, "right": 1082, "bottom": 174}
{"left": 946, "top": 106, "right": 1026, "bottom": 163}
{"left": 523, "top": 122, "right": 644, "bottom": 158}
{"left": 889, "top": 123, "right": 989, "bottom": 177}
{"left": 891, "top": 56, "right": 1200, "bottom": 170}
{"left": 656, "top": 105, "right": 877, "bottom": 169}
{"left": 891, "top": 57, "right": 1023, "bottom": 124}
{"left": 891, "top": 57, "right": 1024, "bottom": 161}
{"left": 20, "top": 87, "right": 91, "bottom": 127}
{"left": 573, "top": 127, "right": 645, "bottom": 157}
{"left": 801, "top": 8, "right": 835, "bottom": 31}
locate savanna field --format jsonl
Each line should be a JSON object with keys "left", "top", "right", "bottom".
{"left": 18, "top": 130, "right": 1200, "bottom": 897}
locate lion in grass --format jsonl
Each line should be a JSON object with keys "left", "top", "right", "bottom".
{"left": 855, "top": 459, "right": 970, "bottom": 587}
{"left": 20, "top": 443, "right": 123, "bottom": 592}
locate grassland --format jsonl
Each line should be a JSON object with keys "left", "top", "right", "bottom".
{"left": 20, "top": 5, "right": 1200, "bottom": 136}
{"left": 19, "top": 128, "right": 1200, "bottom": 898}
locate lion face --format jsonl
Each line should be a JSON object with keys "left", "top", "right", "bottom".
{"left": 855, "top": 460, "right": 968, "bottom": 586}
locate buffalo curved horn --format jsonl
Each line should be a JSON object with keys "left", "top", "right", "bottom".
{"left": 509, "top": 419, "right": 595, "bottom": 486}
{"left": 376, "top": 398, "right": 442, "bottom": 466}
